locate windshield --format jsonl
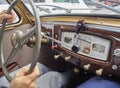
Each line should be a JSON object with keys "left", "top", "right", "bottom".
{"left": 22, "top": 0, "right": 120, "bottom": 16}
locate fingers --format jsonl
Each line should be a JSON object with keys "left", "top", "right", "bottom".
{"left": 10, "top": 75, "right": 37, "bottom": 88}
{"left": 28, "top": 79, "right": 37, "bottom": 88}
{"left": 0, "top": 14, "right": 12, "bottom": 19}
{"left": 0, "top": 9, "right": 15, "bottom": 23}
{"left": 0, "top": 10, "right": 12, "bottom": 18}
{"left": 10, "top": 10, "right": 15, "bottom": 18}
{"left": 10, "top": 65, "right": 39, "bottom": 88}
{"left": 7, "top": 10, "right": 16, "bottom": 23}
{"left": 15, "top": 65, "right": 40, "bottom": 81}
{"left": 15, "top": 65, "right": 30, "bottom": 77}
{"left": 0, "top": 10, "right": 6, "bottom": 15}
{"left": 27, "top": 66, "right": 40, "bottom": 81}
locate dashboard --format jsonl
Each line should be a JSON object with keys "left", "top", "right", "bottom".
{"left": 41, "top": 19, "right": 120, "bottom": 77}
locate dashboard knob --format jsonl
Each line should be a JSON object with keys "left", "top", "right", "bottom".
{"left": 96, "top": 68, "right": 103, "bottom": 76}
{"left": 54, "top": 55, "right": 60, "bottom": 60}
{"left": 71, "top": 45, "right": 80, "bottom": 53}
{"left": 64, "top": 56, "right": 71, "bottom": 61}
{"left": 73, "top": 67, "right": 80, "bottom": 73}
{"left": 83, "top": 64, "right": 91, "bottom": 70}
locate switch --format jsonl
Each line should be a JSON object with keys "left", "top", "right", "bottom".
{"left": 73, "top": 67, "right": 80, "bottom": 73}
{"left": 64, "top": 56, "right": 71, "bottom": 61}
{"left": 71, "top": 45, "right": 80, "bottom": 53}
{"left": 54, "top": 55, "right": 60, "bottom": 60}
{"left": 83, "top": 64, "right": 91, "bottom": 70}
{"left": 96, "top": 68, "right": 103, "bottom": 76}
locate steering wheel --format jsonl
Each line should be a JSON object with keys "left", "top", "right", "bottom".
{"left": 0, "top": 0, "right": 41, "bottom": 82}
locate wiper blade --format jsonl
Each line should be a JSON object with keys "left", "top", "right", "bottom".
{"left": 91, "top": 0, "right": 120, "bottom": 14}
{"left": 68, "top": 8, "right": 99, "bottom": 10}
{"left": 36, "top": 5, "right": 51, "bottom": 13}
{"left": 37, "top": 4, "right": 71, "bottom": 13}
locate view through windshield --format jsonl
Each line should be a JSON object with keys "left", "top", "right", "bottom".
{"left": 22, "top": 0, "right": 120, "bottom": 16}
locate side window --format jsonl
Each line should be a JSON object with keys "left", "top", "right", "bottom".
{"left": 0, "top": 0, "right": 19, "bottom": 25}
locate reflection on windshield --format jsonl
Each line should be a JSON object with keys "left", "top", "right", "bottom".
{"left": 22, "top": 0, "right": 120, "bottom": 15}
{"left": 36, "top": 4, "right": 71, "bottom": 13}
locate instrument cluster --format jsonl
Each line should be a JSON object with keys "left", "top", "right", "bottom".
{"left": 61, "top": 32, "right": 111, "bottom": 61}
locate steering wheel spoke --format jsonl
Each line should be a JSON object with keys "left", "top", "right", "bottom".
{"left": 4, "top": 46, "right": 19, "bottom": 67}
{"left": 21, "top": 26, "right": 36, "bottom": 45}
{"left": 4, "top": 26, "right": 37, "bottom": 66}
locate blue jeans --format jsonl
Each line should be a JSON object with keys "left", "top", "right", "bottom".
{"left": 77, "top": 76, "right": 120, "bottom": 88}
{"left": 0, "top": 63, "right": 67, "bottom": 88}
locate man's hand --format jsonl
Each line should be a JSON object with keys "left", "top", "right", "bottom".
{"left": 0, "top": 10, "right": 15, "bottom": 24}
{"left": 10, "top": 66, "right": 40, "bottom": 88}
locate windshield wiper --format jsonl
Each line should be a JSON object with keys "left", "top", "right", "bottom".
{"left": 36, "top": 5, "right": 51, "bottom": 13}
{"left": 91, "top": 0, "right": 120, "bottom": 14}
{"left": 37, "top": 4, "right": 71, "bottom": 13}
